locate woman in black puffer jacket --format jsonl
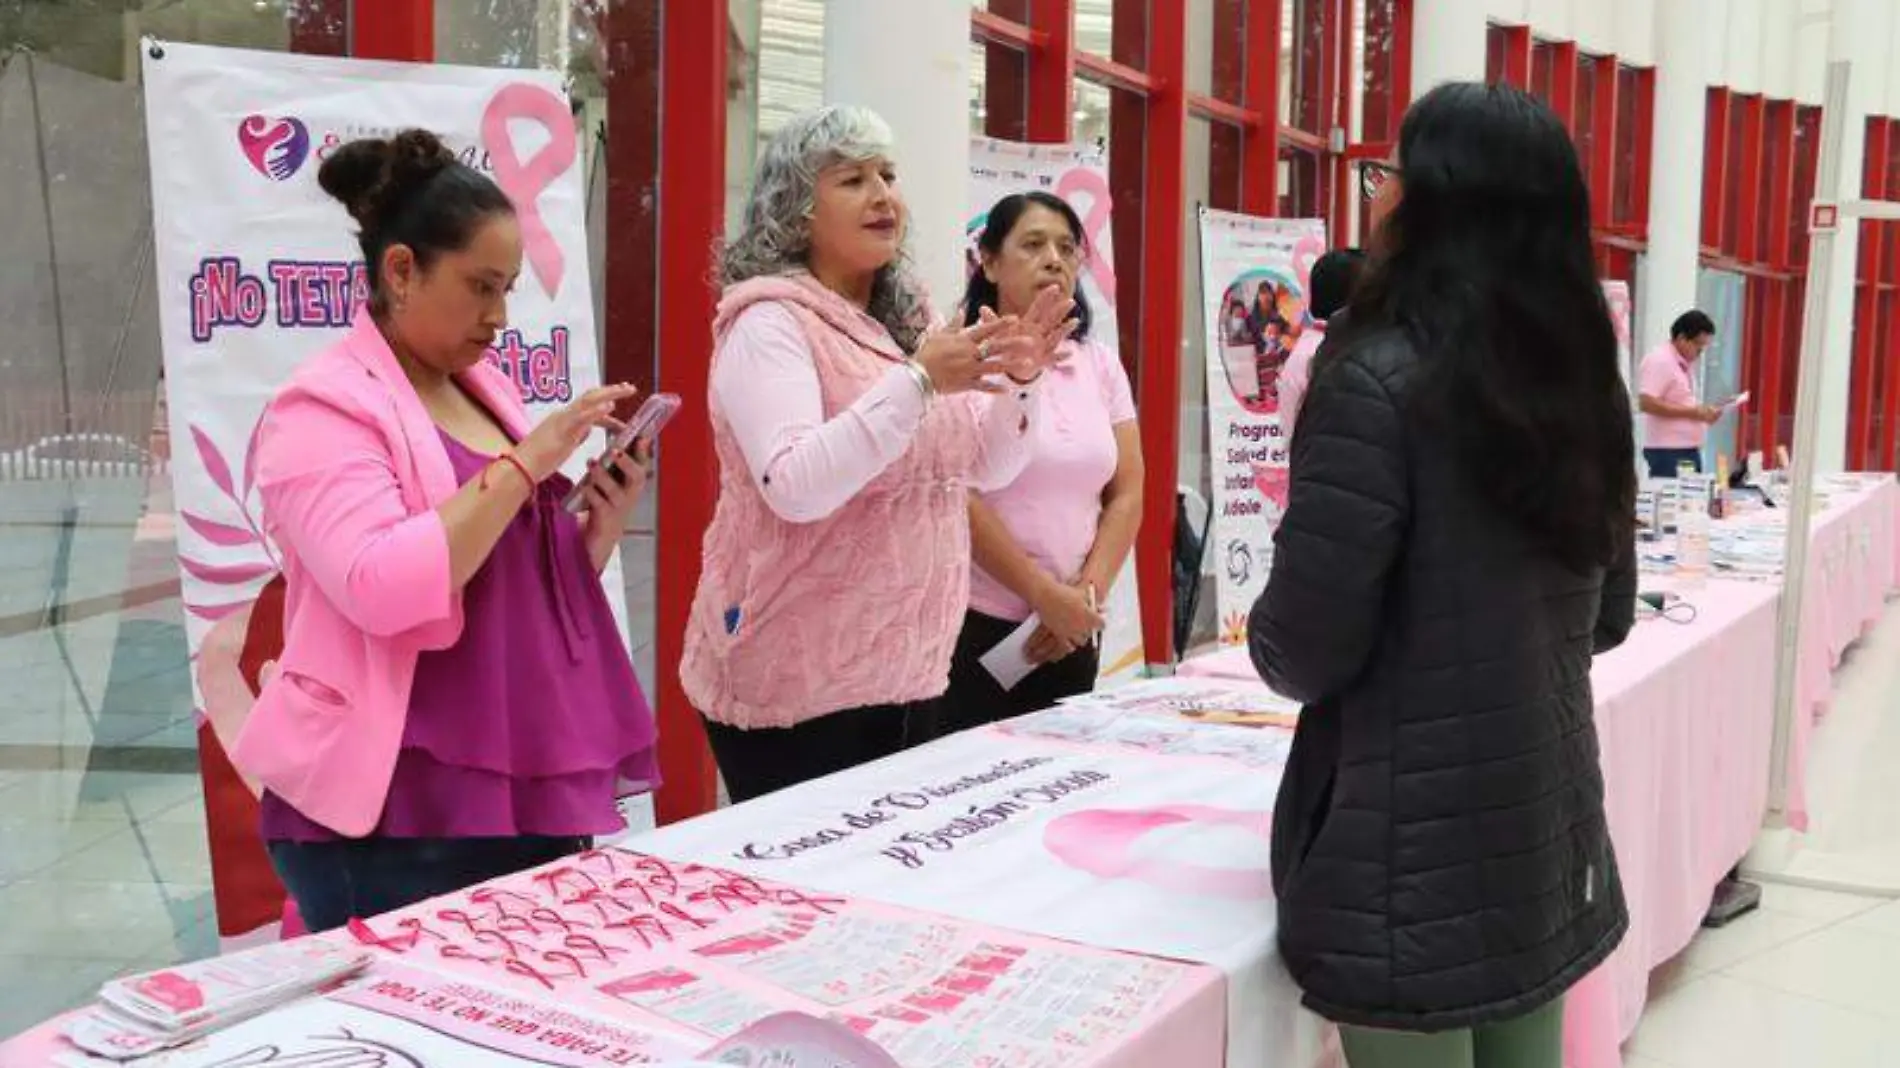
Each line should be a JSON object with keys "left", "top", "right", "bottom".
{"left": 1249, "top": 82, "right": 1637, "bottom": 1068}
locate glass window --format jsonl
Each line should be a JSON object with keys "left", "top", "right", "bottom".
{"left": 757, "top": 0, "right": 825, "bottom": 145}
{"left": 1078, "top": 0, "right": 1140, "bottom": 71}
{"left": 1360, "top": 0, "right": 1402, "bottom": 144}
{"left": 1281, "top": 0, "right": 1327, "bottom": 135}
{"left": 0, "top": 0, "right": 323, "bottom": 1035}
{"left": 1076, "top": 70, "right": 1115, "bottom": 147}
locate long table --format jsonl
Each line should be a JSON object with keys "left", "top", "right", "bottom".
{"left": 1180, "top": 474, "right": 1900, "bottom": 1068}
{"left": 3, "top": 479, "right": 1892, "bottom": 1068}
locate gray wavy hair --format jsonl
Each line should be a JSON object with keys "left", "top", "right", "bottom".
{"left": 721, "top": 105, "right": 931, "bottom": 353}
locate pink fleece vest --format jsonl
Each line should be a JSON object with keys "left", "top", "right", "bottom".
{"left": 681, "top": 275, "right": 981, "bottom": 729}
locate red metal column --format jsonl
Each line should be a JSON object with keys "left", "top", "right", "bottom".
{"left": 1242, "top": 0, "right": 1280, "bottom": 215}
{"left": 1327, "top": 0, "right": 1353, "bottom": 238}
{"left": 981, "top": 1, "right": 1033, "bottom": 139}
{"left": 1549, "top": 41, "right": 1579, "bottom": 134}
{"left": 1499, "top": 25, "right": 1532, "bottom": 90}
{"left": 1027, "top": 0, "right": 1078, "bottom": 140}
{"left": 1736, "top": 96, "right": 1765, "bottom": 264}
{"left": 652, "top": 0, "right": 727, "bottom": 824}
{"left": 1850, "top": 117, "right": 1891, "bottom": 468}
{"left": 1756, "top": 279, "right": 1785, "bottom": 455}
{"left": 1588, "top": 56, "right": 1617, "bottom": 228}
{"left": 351, "top": 0, "right": 433, "bottom": 62}
{"left": 1632, "top": 67, "right": 1655, "bottom": 238}
{"left": 1134, "top": 0, "right": 1188, "bottom": 667}
{"left": 604, "top": 3, "right": 660, "bottom": 399}
{"left": 1701, "top": 89, "right": 1729, "bottom": 252}
{"left": 1881, "top": 128, "right": 1900, "bottom": 468}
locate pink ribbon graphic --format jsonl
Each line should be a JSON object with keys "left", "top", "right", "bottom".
{"left": 1044, "top": 805, "right": 1274, "bottom": 900}
{"left": 1292, "top": 232, "right": 1326, "bottom": 304}
{"left": 482, "top": 83, "right": 578, "bottom": 299}
{"left": 1056, "top": 166, "right": 1118, "bottom": 307}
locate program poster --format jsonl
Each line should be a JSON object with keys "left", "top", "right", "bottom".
{"left": 968, "top": 138, "right": 1144, "bottom": 682}
{"left": 1197, "top": 208, "right": 1326, "bottom": 644}
{"left": 141, "top": 41, "right": 649, "bottom": 942}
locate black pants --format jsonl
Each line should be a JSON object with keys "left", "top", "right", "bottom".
{"left": 267, "top": 834, "right": 589, "bottom": 933}
{"left": 703, "top": 700, "right": 936, "bottom": 805}
{"left": 934, "top": 609, "right": 1101, "bottom": 738}
{"left": 1643, "top": 446, "right": 1704, "bottom": 479}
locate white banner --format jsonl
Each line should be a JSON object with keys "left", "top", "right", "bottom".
{"left": 1197, "top": 209, "right": 1327, "bottom": 644}
{"left": 968, "top": 138, "right": 1144, "bottom": 682}
{"left": 632, "top": 724, "right": 1326, "bottom": 1068}
{"left": 141, "top": 42, "right": 648, "bottom": 937}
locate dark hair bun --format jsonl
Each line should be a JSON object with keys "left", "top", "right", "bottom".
{"left": 317, "top": 129, "right": 456, "bottom": 231}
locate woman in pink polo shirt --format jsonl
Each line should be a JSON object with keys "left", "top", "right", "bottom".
{"left": 934, "top": 192, "right": 1145, "bottom": 734}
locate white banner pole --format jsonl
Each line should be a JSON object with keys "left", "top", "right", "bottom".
{"left": 1766, "top": 60, "right": 1852, "bottom": 825}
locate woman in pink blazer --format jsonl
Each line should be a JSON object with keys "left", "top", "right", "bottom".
{"left": 236, "top": 130, "right": 658, "bottom": 932}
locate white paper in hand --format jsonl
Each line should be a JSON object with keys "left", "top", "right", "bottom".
{"left": 979, "top": 615, "right": 1043, "bottom": 691}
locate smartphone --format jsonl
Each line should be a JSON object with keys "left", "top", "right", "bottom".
{"left": 561, "top": 392, "right": 682, "bottom": 514}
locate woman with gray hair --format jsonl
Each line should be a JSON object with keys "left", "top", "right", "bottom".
{"left": 680, "top": 105, "right": 1073, "bottom": 802}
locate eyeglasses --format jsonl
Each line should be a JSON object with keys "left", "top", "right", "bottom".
{"left": 1358, "top": 160, "right": 1400, "bottom": 202}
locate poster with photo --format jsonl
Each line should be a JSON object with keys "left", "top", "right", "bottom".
{"left": 1196, "top": 209, "right": 1326, "bottom": 644}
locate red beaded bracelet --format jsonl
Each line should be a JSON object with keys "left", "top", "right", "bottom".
{"left": 481, "top": 452, "right": 537, "bottom": 493}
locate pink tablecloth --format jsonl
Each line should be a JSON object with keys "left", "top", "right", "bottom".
{"left": 1784, "top": 478, "right": 1899, "bottom": 830}
{"left": 0, "top": 849, "right": 1228, "bottom": 1068}
{"left": 1179, "top": 476, "right": 1900, "bottom": 1068}
{"left": 1179, "top": 583, "right": 1781, "bottom": 1068}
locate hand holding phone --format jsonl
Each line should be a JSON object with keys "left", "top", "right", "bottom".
{"left": 562, "top": 392, "right": 681, "bottom": 514}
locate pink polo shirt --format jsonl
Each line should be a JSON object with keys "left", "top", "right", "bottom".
{"left": 1638, "top": 342, "right": 1704, "bottom": 449}
{"left": 968, "top": 337, "right": 1138, "bottom": 622}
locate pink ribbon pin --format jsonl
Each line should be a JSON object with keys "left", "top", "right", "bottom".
{"left": 482, "top": 83, "right": 578, "bottom": 300}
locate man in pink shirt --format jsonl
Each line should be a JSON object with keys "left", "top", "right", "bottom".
{"left": 1638, "top": 309, "right": 1720, "bottom": 478}
{"left": 1279, "top": 247, "right": 1366, "bottom": 442}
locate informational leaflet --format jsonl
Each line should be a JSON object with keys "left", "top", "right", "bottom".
{"left": 337, "top": 847, "right": 1214, "bottom": 1068}
{"left": 55, "top": 963, "right": 704, "bottom": 1067}
{"left": 633, "top": 727, "right": 1317, "bottom": 1068}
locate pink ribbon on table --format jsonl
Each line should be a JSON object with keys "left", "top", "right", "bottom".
{"left": 1043, "top": 804, "right": 1275, "bottom": 900}
{"left": 481, "top": 82, "right": 578, "bottom": 299}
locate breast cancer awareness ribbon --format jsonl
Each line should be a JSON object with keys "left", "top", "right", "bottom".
{"left": 1292, "top": 232, "right": 1326, "bottom": 306}
{"left": 482, "top": 82, "right": 578, "bottom": 300}
{"left": 1056, "top": 166, "right": 1118, "bottom": 307}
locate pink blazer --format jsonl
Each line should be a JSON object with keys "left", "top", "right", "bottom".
{"left": 231, "top": 311, "right": 532, "bottom": 837}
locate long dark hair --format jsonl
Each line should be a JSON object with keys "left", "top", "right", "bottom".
{"left": 961, "top": 191, "right": 1093, "bottom": 342}
{"left": 1345, "top": 82, "right": 1635, "bottom": 573}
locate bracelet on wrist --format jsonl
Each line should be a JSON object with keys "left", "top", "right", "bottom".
{"left": 902, "top": 359, "right": 937, "bottom": 400}
{"left": 480, "top": 452, "right": 538, "bottom": 494}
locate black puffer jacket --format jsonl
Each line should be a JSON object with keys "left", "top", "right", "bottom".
{"left": 1249, "top": 327, "right": 1634, "bottom": 1032}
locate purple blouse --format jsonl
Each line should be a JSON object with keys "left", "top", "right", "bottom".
{"left": 261, "top": 430, "right": 659, "bottom": 841}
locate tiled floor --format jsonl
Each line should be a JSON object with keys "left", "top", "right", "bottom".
{"left": 3, "top": 470, "right": 1900, "bottom": 1061}
{"left": 1626, "top": 604, "right": 1900, "bottom": 1068}
{"left": 0, "top": 475, "right": 657, "bottom": 1039}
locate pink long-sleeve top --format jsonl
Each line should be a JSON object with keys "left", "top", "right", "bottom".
{"left": 708, "top": 302, "right": 1040, "bottom": 521}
